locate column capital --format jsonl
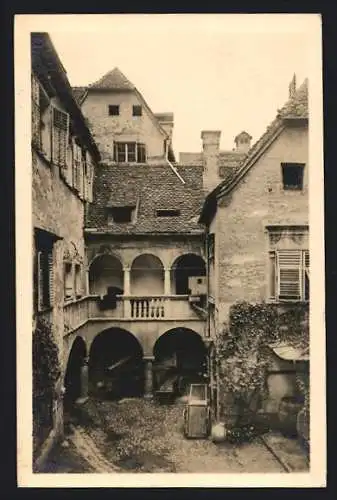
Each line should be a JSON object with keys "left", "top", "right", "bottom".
{"left": 143, "top": 355, "right": 155, "bottom": 362}
{"left": 123, "top": 265, "right": 131, "bottom": 271}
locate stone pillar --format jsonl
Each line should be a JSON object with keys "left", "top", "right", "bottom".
{"left": 143, "top": 356, "right": 154, "bottom": 399}
{"left": 123, "top": 266, "right": 131, "bottom": 295}
{"left": 85, "top": 267, "right": 90, "bottom": 295}
{"left": 76, "top": 356, "right": 89, "bottom": 404}
{"left": 164, "top": 268, "right": 171, "bottom": 295}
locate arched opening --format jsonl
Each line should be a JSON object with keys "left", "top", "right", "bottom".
{"left": 131, "top": 254, "right": 164, "bottom": 295}
{"left": 172, "top": 254, "right": 206, "bottom": 295}
{"left": 89, "top": 254, "right": 123, "bottom": 296}
{"left": 153, "top": 328, "right": 208, "bottom": 398}
{"left": 64, "top": 336, "right": 87, "bottom": 412}
{"left": 89, "top": 328, "right": 144, "bottom": 400}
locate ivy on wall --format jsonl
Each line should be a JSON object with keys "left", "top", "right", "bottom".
{"left": 33, "top": 318, "right": 61, "bottom": 398}
{"left": 215, "top": 301, "right": 309, "bottom": 441}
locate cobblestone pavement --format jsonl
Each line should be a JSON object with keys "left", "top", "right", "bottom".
{"left": 75, "top": 398, "right": 286, "bottom": 473}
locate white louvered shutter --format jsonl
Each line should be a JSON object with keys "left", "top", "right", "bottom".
{"left": 304, "top": 250, "right": 309, "bottom": 278}
{"left": 277, "top": 250, "right": 302, "bottom": 300}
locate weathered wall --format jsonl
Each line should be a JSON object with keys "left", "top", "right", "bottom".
{"left": 81, "top": 90, "right": 166, "bottom": 162}
{"left": 214, "top": 123, "right": 308, "bottom": 324}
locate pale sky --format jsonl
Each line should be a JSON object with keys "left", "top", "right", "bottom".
{"left": 45, "top": 14, "right": 316, "bottom": 155}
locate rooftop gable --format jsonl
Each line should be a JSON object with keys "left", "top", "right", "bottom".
{"left": 199, "top": 77, "right": 308, "bottom": 223}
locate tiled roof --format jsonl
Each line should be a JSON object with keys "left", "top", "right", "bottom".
{"left": 199, "top": 78, "right": 308, "bottom": 222}
{"left": 88, "top": 67, "right": 135, "bottom": 91}
{"left": 218, "top": 151, "right": 246, "bottom": 181}
{"left": 86, "top": 164, "right": 205, "bottom": 234}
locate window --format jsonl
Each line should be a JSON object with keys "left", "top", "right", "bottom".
{"left": 113, "top": 142, "right": 146, "bottom": 163}
{"left": 281, "top": 163, "right": 305, "bottom": 190}
{"left": 36, "top": 248, "right": 54, "bottom": 310}
{"left": 108, "top": 105, "right": 120, "bottom": 116}
{"left": 132, "top": 105, "right": 142, "bottom": 116}
{"left": 64, "top": 262, "right": 73, "bottom": 300}
{"left": 156, "top": 209, "right": 181, "bottom": 217}
{"left": 108, "top": 206, "right": 135, "bottom": 223}
{"left": 75, "top": 264, "right": 83, "bottom": 298}
{"left": 31, "top": 74, "right": 50, "bottom": 150}
{"left": 51, "top": 105, "right": 69, "bottom": 168}
{"left": 269, "top": 249, "right": 309, "bottom": 301}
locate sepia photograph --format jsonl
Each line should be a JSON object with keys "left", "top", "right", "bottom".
{"left": 15, "top": 13, "right": 325, "bottom": 487}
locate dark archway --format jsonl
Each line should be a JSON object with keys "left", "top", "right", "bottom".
{"left": 153, "top": 328, "right": 207, "bottom": 396}
{"left": 89, "top": 254, "right": 123, "bottom": 296}
{"left": 64, "top": 336, "right": 87, "bottom": 412}
{"left": 172, "top": 254, "right": 206, "bottom": 295}
{"left": 89, "top": 328, "right": 144, "bottom": 399}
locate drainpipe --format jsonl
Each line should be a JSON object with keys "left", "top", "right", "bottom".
{"left": 165, "top": 139, "right": 186, "bottom": 184}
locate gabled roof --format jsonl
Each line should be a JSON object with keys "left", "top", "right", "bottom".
{"left": 72, "top": 86, "right": 87, "bottom": 105}
{"left": 199, "top": 78, "right": 308, "bottom": 223}
{"left": 85, "top": 164, "right": 205, "bottom": 235}
{"left": 75, "top": 68, "right": 172, "bottom": 145}
{"left": 89, "top": 67, "right": 135, "bottom": 91}
{"left": 31, "top": 33, "right": 100, "bottom": 162}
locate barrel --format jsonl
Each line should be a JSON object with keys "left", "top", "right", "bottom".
{"left": 278, "top": 396, "right": 303, "bottom": 437}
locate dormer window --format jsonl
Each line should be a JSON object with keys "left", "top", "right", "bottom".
{"left": 281, "top": 163, "right": 305, "bottom": 190}
{"left": 132, "top": 105, "right": 142, "bottom": 117}
{"left": 107, "top": 206, "right": 135, "bottom": 224}
{"left": 113, "top": 142, "right": 146, "bottom": 163}
{"left": 108, "top": 105, "right": 120, "bottom": 116}
{"left": 156, "top": 209, "right": 181, "bottom": 217}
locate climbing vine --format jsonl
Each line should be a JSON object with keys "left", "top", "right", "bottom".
{"left": 33, "top": 318, "right": 61, "bottom": 397}
{"left": 215, "top": 301, "right": 309, "bottom": 440}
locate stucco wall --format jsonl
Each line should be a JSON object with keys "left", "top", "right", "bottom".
{"left": 81, "top": 91, "right": 166, "bottom": 162}
{"left": 214, "top": 123, "right": 308, "bottom": 324}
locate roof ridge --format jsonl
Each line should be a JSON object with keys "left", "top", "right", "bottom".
{"left": 88, "top": 67, "right": 135, "bottom": 90}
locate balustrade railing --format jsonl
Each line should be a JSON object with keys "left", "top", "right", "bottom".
{"left": 63, "top": 296, "right": 90, "bottom": 333}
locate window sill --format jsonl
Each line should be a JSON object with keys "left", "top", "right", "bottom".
{"left": 266, "top": 299, "right": 309, "bottom": 305}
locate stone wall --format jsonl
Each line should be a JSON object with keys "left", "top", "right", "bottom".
{"left": 214, "top": 123, "right": 308, "bottom": 324}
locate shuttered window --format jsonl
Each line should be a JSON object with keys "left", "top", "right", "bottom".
{"left": 31, "top": 73, "right": 41, "bottom": 148}
{"left": 37, "top": 249, "right": 54, "bottom": 310}
{"left": 64, "top": 263, "right": 73, "bottom": 300}
{"left": 51, "top": 105, "right": 69, "bottom": 168}
{"left": 270, "top": 249, "right": 309, "bottom": 301}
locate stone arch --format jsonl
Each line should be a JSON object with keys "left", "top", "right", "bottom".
{"left": 153, "top": 327, "right": 208, "bottom": 395}
{"left": 63, "top": 336, "right": 87, "bottom": 411}
{"left": 88, "top": 328, "right": 144, "bottom": 399}
{"left": 171, "top": 254, "right": 206, "bottom": 295}
{"left": 130, "top": 253, "right": 165, "bottom": 295}
{"left": 88, "top": 254, "right": 124, "bottom": 296}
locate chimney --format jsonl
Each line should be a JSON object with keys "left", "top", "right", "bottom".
{"left": 201, "top": 130, "right": 221, "bottom": 192}
{"left": 234, "top": 131, "right": 252, "bottom": 154}
{"left": 288, "top": 73, "right": 297, "bottom": 99}
{"left": 155, "top": 112, "right": 174, "bottom": 145}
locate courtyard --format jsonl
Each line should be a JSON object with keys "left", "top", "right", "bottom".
{"left": 40, "top": 397, "right": 309, "bottom": 474}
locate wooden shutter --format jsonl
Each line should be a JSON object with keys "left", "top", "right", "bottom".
{"left": 304, "top": 250, "right": 309, "bottom": 278}
{"left": 37, "top": 251, "right": 44, "bottom": 311}
{"left": 31, "top": 74, "right": 41, "bottom": 148}
{"left": 51, "top": 106, "right": 69, "bottom": 168}
{"left": 48, "top": 251, "right": 54, "bottom": 306}
{"left": 277, "top": 250, "right": 302, "bottom": 300}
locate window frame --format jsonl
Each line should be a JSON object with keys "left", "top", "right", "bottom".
{"left": 281, "top": 162, "right": 305, "bottom": 191}
{"left": 113, "top": 142, "right": 146, "bottom": 163}
{"left": 132, "top": 105, "right": 142, "bottom": 117}
{"left": 108, "top": 104, "right": 120, "bottom": 116}
{"left": 156, "top": 209, "right": 181, "bottom": 217}
{"left": 269, "top": 249, "right": 309, "bottom": 302}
